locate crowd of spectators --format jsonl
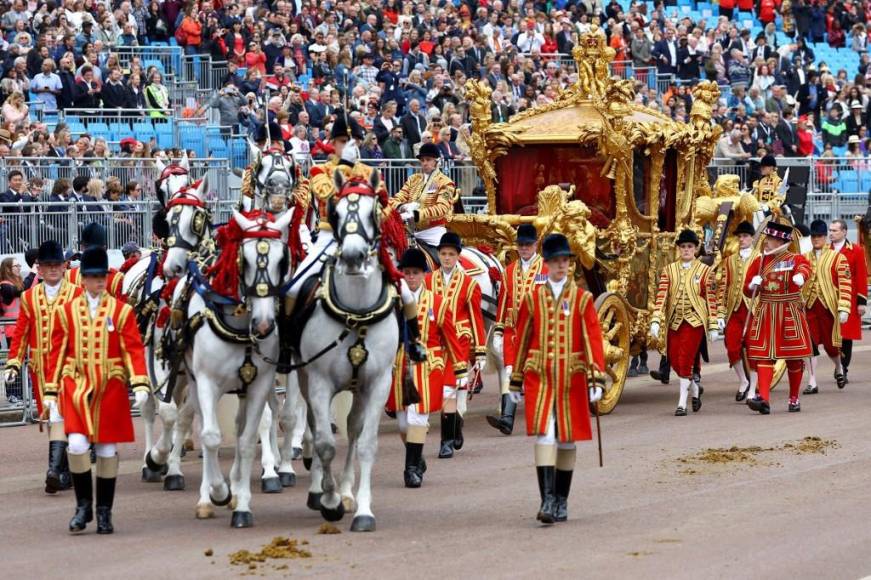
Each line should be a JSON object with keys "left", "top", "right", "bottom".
{"left": 0, "top": 0, "right": 869, "bottom": 204}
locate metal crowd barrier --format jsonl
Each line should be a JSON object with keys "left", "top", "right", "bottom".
{"left": 114, "top": 46, "right": 184, "bottom": 81}
{"left": 0, "top": 318, "right": 34, "bottom": 427}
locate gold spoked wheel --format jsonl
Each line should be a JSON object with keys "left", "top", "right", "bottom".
{"left": 592, "top": 292, "right": 630, "bottom": 415}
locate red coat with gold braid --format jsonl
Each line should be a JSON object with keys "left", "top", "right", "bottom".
{"left": 425, "top": 267, "right": 485, "bottom": 383}
{"left": 497, "top": 255, "right": 548, "bottom": 368}
{"left": 4, "top": 280, "right": 82, "bottom": 414}
{"left": 509, "top": 280, "right": 605, "bottom": 443}
{"left": 387, "top": 288, "right": 468, "bottom": 414}
{"left": 743, "top": 248, "right": 813, "bottom": 360}
{"left": 66, "top": 267, "right": 125, "bottom": 300}
{"left": 45, "top": 292, "right": 150, "bottom": 443}
{"left": 717, "top": 250, "right": 758, "bottom": 365}
{"left": 803, "top": 247, "right": 852, "bottom": 349}
{"left": 832, "top": 240, "right": 868, "bottom": 340}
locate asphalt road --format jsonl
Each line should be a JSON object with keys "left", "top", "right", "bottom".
{"left": 2, "top": 340, "right": 871, "bottom": 579}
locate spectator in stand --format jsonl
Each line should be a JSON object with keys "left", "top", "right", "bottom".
{"left": 401, "top": 98, "right": 427, "bottom": 150}
{"left": 145, "top": 70, "right": 170, "bottom": 120}
{"left": 288, "top": 125, "right": 311, "bottom": 165}
{"left": 74, "top": 65, "right": 101, "bottom": 110}
{"left": 359, "top": 131, "right": 383, "bottom": 165}
{"left": 178, "top": 5, "right": 203, "bottom": 55}
{"left": 0, "top": 257, "right": 23, "bottom": 345}
{"left": 822, "top": 107, "right": 848, "bottom": 148}
{"left": 715, "top": 128, "right": 752, "bottom": 162}
{"left": 382, "top": 125, "right": 409, "bottom": 160}
{"left": 373, "top": 100, "right": 398, "bottom": 146}
{"left": 653, "top": 28, "right": 679, "bottom": 76}
{"left": 101, "top": 67, "right": 132, "bottom": 109}
{"left": 436, "top": 126, "right": 461, "bottom": 161}
{"left": 31, "top": 59, "right": 63, "bottom": 113}
{"left": 1, "top": 91, "right": 28, "bottom": 132}
{"left": 846, "top": 100, "right": 865, "bottom": 137}
{"left": 196, "top": 82, "right": 245, "bottom": 134}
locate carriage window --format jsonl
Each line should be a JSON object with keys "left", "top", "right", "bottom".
{"left": 632, "top": 151, "right": 649, "bottom": 216}
{"left": 658, "top": 150, "right": 678, "bottom": 232}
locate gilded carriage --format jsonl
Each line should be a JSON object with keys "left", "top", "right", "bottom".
{"left": 449, "top": 27, "right": 730, "bottom": 414}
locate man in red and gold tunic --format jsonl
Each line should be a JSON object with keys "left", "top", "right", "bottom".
{"left": 716, "top": 221, "right": 759, "bottom": 402}
{"left": 425, "top": 232, "right": 485, "bottom": 459}
{"left": 45, "top": 247, "right": 151, "bottom": 535}
{"left": 509, "top": 233, "right": 606, "bottom": 525}
{"left": 387, "top": 248, "right": 468, "bottom": 488}
{"left": 488, "top": 224, "right": 547, "bottom": 435}
{"left": 744, "top": 221, "right": 813, "bottom": 414}
{"left": 65, "top": 223, "right": 125, "bottom": 299}
{"left": 803, "top": 219, "right": 852, "bottom": 393}
{"left": 829, "top": 218, "right": 868, "bottom": 383}
{"left": 3, "top": 240, "right": 82, "bottom": 494}
{"left": 649, "top": 229, "right": 719, "bottom": 416}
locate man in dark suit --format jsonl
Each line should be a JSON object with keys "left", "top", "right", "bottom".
{"left": 305, "top": 88, "right": 327, "bottom": 130}
{"left": 100, "top": 67, "right": 131, "bottom": 109}
{"left": 750, "top": 34, "right": 774, "bottom": 63}
{"left": 401, "top": 98, "right": 428, "bottom": 149}
{"left": 797, "top": 70, "right": 823, "bottom": 120}
{"left": 652, "top": 28, "right": 679, "bottom": 75}
{"left": 776, "top": 108, "right": 799, "bottom": 157}
{"left": 73, "top": 65, "right": 101, "bottom": 109}
{"left": 491, "top": 90, "right": 514, "bottom": 123}
{"left": 507, "top": 73, "right": 526, "bottom": 103}
{"left": 556, "top": 19, "right": 575, "bottom": 54}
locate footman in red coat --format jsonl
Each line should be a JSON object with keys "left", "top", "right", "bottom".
{"left": 829, "top": 219, "right": 867, "bottom": 383}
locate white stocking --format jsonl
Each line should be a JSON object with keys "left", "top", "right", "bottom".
{"left": 68, "top": 433, "right": 90, "bottom": 455}
{"left": 733, "top": 364, "right": 749, "bottom": 391}
{"left": 691, "top": 379, "right": 699, "bottom": 399}
{"left": 678, "top": 378, "right": 690, "bottom": 409}
{"left": 94, "top": 443, "right": 117, "bottom": 458}
{"left": 456, "top": 388, "right": 468, "bottom": 416}
{"left": 808, "top": 356, "right": 818, "bottom": 387}
{"left": 748, "top": 371, "right": 758, "bottom": 398}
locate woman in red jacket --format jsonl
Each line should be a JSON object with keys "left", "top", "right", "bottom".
{"left": 796, "top": 115, "right": 815, "bottom": 156}
{"left": 758, "top": 0, "right": 777, "bottom": 24}
{"left": 178, "top": 5, "right": 202, "bottom": 55}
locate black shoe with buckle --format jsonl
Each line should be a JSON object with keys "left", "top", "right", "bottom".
{"left": 835, "top": 372, "right": 847, "bottom": 389}
{"left": 674, "top": 406, "right": 687, "bottom": 416}
{"left": 747, "top": 397, "right": 771, "bottom": 415}
{"left": 788, "top": 399, "right": 801, "bottom": 413}
{"left": 735, "top": 387, "right": 749, "bottom": 402}
{"left": 803, "top": 384, "right": 819, "bottom": 395}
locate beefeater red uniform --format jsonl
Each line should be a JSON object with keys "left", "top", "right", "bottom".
{"left": 831, "top": 239, "right": 867, "bottom": 341}
{"left": 5, "top": 280, "right": 82, "bottom": 415}
{"left": 387, "top": 288, "right": 468, "bottom": 414}
{"left": 425, "top": 267, "right": 485, "bottom": 384}
{"left": 803, "top": 247, "right": 852, "bottom": 357}
{"left": 718, "top": 249, "right": 757, "bottom": 366}
{"left": 651, "top": 260, "right": 718, "bottom": 378}
{"left": 45, "top": 292, "right": 151, "bottom": 443}
{"left": 496, "top": 254, "right": 548, "bottom": 368}
{"left": 66, "top": 267, "right": 126, "bottom": 300}
{"left": 509, "top": 280, "right": 605, "bottom": 443}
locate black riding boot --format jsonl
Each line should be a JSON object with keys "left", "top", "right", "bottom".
{"left": 554, "top": 469, "right": 573, "bottom": 522}
{"left": 59, "top": 449, "right": 72, "bottom": 490}
{"left": 405, "top": 317, "right": 427, "bottom": 363}
{"left": 454, "top": 413, "right": 464, "bottom": 450}
{"left": 650, "top": 356, "right": 671, "bottom": 384}
{"left": 438, "top": 413, "right": 456, "bottom": 458}
{"left": 403, "top": 442, "right": 424, "bottom": 488}
{"left": 69, "top": 470, "right": 93, "bottom": 533}
{"left": 536, "top": 466, "right": 557, "bottom": 524}
{"left": 45, "top": 440, "right": 67, "bottom": 494}
{"left": 95, "top": 476, "right": 116, "bottom": 534}
{"left": 486, "top": 394, "right": 517, "bottom": 435}
{"left": 842, "top": 339, "right": 853, "bottom": 383}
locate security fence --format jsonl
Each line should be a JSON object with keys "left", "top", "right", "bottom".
{"left": 0, "top": 318, "right": 33, "bottom": 427}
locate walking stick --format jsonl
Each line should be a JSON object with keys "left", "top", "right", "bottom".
{"left": 594, "top": 400, "right": 603, "bottom": 468}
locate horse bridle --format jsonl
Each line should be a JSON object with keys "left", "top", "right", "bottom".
{"left": 239, "top": 232, "right": 288, "bottom": 299}
{"left": 165, "top": 184, "right": 211, "bottom": 252}
{"left": 332, "top": 183, "right": 381, "bottom": 249}
{"left": 255, "top": 151, "right": 295, "bottom": 199}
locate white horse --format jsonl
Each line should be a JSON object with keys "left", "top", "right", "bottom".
{"left": 183, "top": 209, "right": 294, "bottom": 527}
{"left": 296, "top": 170, "right": 399, "bottom": 532}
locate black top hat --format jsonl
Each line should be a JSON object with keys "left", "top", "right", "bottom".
{"left": 542, "top": 233, "right": 574, "bottom": 260}
{"left": 255, "top": 121, "right": 284, "bottom": 144}
{"left": 416, "top": 142, "right": 440, "bottom": 160}
{"left": 80, "top": 222, "right": 107, "bottom": 249}
{"left": 79, "top": 247, "right": 109, "bottom": 275}
{"left": 810, "top": 219, "right": 828, "bottom": 236}
{"left": 24, "top": 248, "right": 38, "bottom": 268}
{"left": 760, "top": 154, "right": 777, "bottom": 168}
{"left": 755, "top": 32, "right": 766, "bottom": 42}
{"left": 37, "top": 240, "right": 65, "bottom": 265}
{"left": 437, "top": 231, "right": 462, "bottom": 252}
{"left": 676, "top": 229, "right": 700, "bottom": 246}
{"left": 763, "top": 220, "right": 793, "bottom": 241}
{"left": 795, "top": 223, "right": 810, "bottom": 237}
{"left": 734, "top": 221, "right": 755, "bottom": 236}
{"left": 398, "top": 248, "right": 429, "bottom": 271}
{"left": 330, "top": 113, "right": 365, "bottom": 141}
{"left": 516, "top": 223, "right": 538, "bottom": 245}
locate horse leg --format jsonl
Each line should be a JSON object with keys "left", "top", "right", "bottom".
{"left": 163, "top": 397, "right": 193, "bottom": 492}
{"left": 277, "top": 375, "right": 299, "bottom": 487}
{"left": 195, "top": 381, "right": 230, "bottom": 519}
{"left": 350, "top": 376, "right": 391, "bottom": 532}
{"left": 339, "top": 394, "right": 367, "bottom": 513}
{"left": 258, "top": 401, "right": 282, "bottom": 494}
{"left": 230, "top": 382, "right": 271, "bottom": 528}
{"left": 309, "top": 385, "right": 343, "bottom": 521}
{"left": 140, "top": 394, "right": 162, "bottom": 482}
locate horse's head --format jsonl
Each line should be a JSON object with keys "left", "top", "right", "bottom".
{"left": 162, "top": 175, "right": 210, "bottom": 278}
{"left": 155, "top": 152, "right": 191, "bottom": 203}
{"left": 331, "top": 170, "right": 381, "bottom": 275}
{"left": 232, "top": 210, "right": 294, "bottom": 339}
{"left": 249, "top": 142, "right": 295, "bottom": 212}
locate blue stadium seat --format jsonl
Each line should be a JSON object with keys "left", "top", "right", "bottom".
{"left": 143, "top": 59, "right": 165, "bottom": 74}
{"left": 231, "top": 137, "right": 249, "bottom": 169}
{"left": 87, "top": 121, "right": 111, "bottom": 140}
{"left": 840, "top": 170, "right": 859, "bottom": 192}
{"left": 132, "top": 122, "right": 156, "bottom": 142}
{"left": 155, "top": 121, "right": 174, "bottom": 149}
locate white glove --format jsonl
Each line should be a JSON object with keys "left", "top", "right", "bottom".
{"left": 399, "top": 209, "right": 414, "bottom": 221}
{"left": 717, "top": 318, "right": 726, "bottom": 332}
{"left": 3, "top": 368, "right": 18, "bottom": 384}
{"left": 840, "top": 311, "right": 849, "bottom": 324}
{"left": 709, "top": 330, "right": 719, "bottom": 342}
{"left": 340, "top": 139, "right": 360, "bottom": 164}
{"left": 749, "top": 275, "right": 763, "bottom": 289}
{"left": 134, "top": 390, "right": 150, "bottom": 409}
{"left": 792, "top": 274, "right": 805, "bottom": 287}
{"left": 508, "top": 390, "right": 523, "bottom": 404}
{"left": 456, "top": 375, "right": 469, "bottom": 390}
{"left": 45, "top": 399, "right": 57, "bottom": 415}
{"left": 475, "top": 357, "right": 487, "bottom": 373}
{"left": 649, "top": 321, "right": 660, "bottom": 339}
{"left": 588, "top": 386, "right": 603, "bottom": 403}
{"left": 492, "top": 333, "right": 504, "bottom": 356}
{"left": 402, "top": 202, "right": 420, "bottom": 213}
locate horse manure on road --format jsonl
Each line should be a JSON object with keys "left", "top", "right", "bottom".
{"left": 317, "top": 523, "right": 341, "bottom": 534}
{"left": 674, "top": 436, "right": 839, "bottom": 475}
{"left": 229, "top": 536, "right": 312, "bottom": 570}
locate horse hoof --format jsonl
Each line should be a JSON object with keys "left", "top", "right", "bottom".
{"left": 261, "top": 477, "right": 283, "bottom": 494}
{"left": 279, "top": 472, "right": 296, "bottom": 487}
{"left": 342, "top": 496, "right": 356, "bottom": 513}
{"left": 320, "top": 501, "right": 345, "bottom": 522}
{"left": 291, "top": 447, "right": 302, "bottom": 460}
{"left": 163, "top": 475, "right": 186, "bottom": 491}
{"left": 303, "top": 457, "right": 312, "bottom": 471}
{"left": 141, "top": 466, "right": 163, "bottom": 483}
{"left": 144, "top": 453, "right": 165, "bottom": 474}
{"left": 306, "top": 492, "right": 322, "bottom": 511}
{"left": 231, "top": 511, "right": 254, "bottom": 528}
{"left": 210, "top": 488, "right": 233, "bottom": 507}
{"left": 195, "top": 504, "right": 214, "bottom": 519}
{"left": 350, "top": 515, "right": 376, "bottom": 532}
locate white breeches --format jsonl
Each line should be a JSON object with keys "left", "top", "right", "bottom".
{"left": 68, "top": 433, "right": 116, "bottom": 457}
{"left": 406, "top": 404, "right": 429, "bottom": 427}
{"left": 535, "top": 413, "right": 576, "bottom": 450}
{"left": 48, "top": 401, "right": 63, "bottom": 425}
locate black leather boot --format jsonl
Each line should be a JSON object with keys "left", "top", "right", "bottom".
{"left": 454, "top": 414, "right": 464, "bottom": 450}
{"left": 650, "top": 357, "right": 670, "bottom": 384}
{"left": 554, "top": 469, "right": 573, "bottom": 522}
{"left": 95, "top": 476, "right": 116, "bottom": 534}
{"left": 59, "top": 447, "right": 72, "bottom": 490}
{"left": 69, "top": 470, "right": 93, "bottom": 533}
{"left": 46, "top": 441, "right": 66, "bottom": 494}
{"left": 403, "top": 443, "right": 424, "bottom": 488}
{"left": 438, "top": 413, "right": 455, "bottom": 458}
{"left": 486, "top": 394, "right": 517, "bottom": 435}
{"left": 405, "top": 317, "right": 427, "bottom": 363}
{"left": 536, "top": 466, "right": 557, "bottom": 524}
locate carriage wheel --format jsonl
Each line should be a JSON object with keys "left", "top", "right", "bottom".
{"left": 770, "top": 359, "right": 787, "bottom": 390}
{"left": 591, "top": 292, "right": 631, "bottom": 415}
